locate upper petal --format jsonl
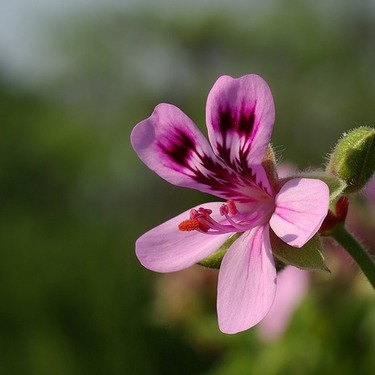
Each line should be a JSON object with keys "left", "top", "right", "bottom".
{"left": 217, "top": 225, "right": 277, "bottom": 334}
{"left": 206, "top": 74, "right": 275, "bottom": 194}
{"left": 131, "top": 103, "right": 217, "bottom": 192}
{"left": 135, "top": 202, "right": 232, "bottom": 273}
{"left": 269, "top": 178, "right": 329, "bottom": 248}
{"left": 131, "top": 103, "right": 269, "bottom": 201}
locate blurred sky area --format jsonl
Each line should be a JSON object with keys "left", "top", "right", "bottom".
{"left": 3, "top": 0, "right": 375, "bottom": 85}
{"left": 1, "top": 0, "right": 264, "bottom": 83}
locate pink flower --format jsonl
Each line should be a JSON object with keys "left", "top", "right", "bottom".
{"left": 131, "top": 74, "right": 329, "bottom": 334}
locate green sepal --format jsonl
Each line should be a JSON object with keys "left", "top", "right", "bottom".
{"left": 271, "top": 231, "right": 329, "bottom": 272}
{"left": 262, "top": 144, "right": 278, "bottom": 186}
{"left": 198, "top": 233, "right": 241, "bottom": 269}
{"left": 326, "top": 126, "right": 375, "bottom": 193}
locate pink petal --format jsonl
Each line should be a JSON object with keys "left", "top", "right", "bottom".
{"left": 269, "top": 178, "right": 329, "bottom": 248}
{"left": 131, "top": 103, "right": 269, "bottom": 201}
{"left": 131, "top": 104, "right": 216, "bottom": 191}
{"left": 206, "top": 74, "right": 275, "bottom": 194}
{"left": 135, "top": 202, "right": 232, "bottom": 273}
{"left": 217, "top": 225, "right": 277, "bottom": 334}
{"left": 257, "top": 266, "right": 309, "bottom": 341}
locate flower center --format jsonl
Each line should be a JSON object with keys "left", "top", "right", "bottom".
{"left": 178, "top": 200, "right": 272, "bottom": 235}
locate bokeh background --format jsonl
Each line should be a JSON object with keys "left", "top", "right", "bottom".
{"left": 1, "top": 0, "right": 375, "bottom": 373}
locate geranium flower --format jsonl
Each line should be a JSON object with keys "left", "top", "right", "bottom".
{"left": 131, "top": 74, "right": 329, "bottom": 334}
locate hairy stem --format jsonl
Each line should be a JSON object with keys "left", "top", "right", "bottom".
{"left": 330, "top": 224, "right": 375, "bottom": 289}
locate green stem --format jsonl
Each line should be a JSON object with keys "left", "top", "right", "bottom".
{"left": 330, "top": 224, "right": 375, "bottom": 289}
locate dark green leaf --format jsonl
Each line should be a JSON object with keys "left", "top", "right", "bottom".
{"left": 271, "top": 231, "right": 329, "bottom": 272}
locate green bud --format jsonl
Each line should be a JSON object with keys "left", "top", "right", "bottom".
{"left": 326, "top": 126, "right": 375, "bottom": 193}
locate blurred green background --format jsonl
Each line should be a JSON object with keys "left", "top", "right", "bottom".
{"left": 1, "top": 0, "right": 375, "bottom": 374}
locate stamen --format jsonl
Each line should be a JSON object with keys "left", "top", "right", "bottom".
{"left": 195, "top": 219, "right": 211, "bottom": 232}
{"left": 178, "top": 219, "right": 200, "bottom": 231}
{"left": 223, "top": 212, "right": 253, "bottom": 231}
{"left": 227, "top": 200, "right": 238, "bottom": 215}
{"left": 189, "top": 209, "right": 200, "bottom": 219}
{"left": 220, "top": 204, "right": 229, "bottom": 216}
{"left": 177, "top": 201, "right": 259, "bottom": 235}
{"left": 197, "top": 207, "right": 213, "bottom": 216}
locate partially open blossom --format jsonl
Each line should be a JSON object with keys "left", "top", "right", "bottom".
{"left": 131, "top": 74, "right": 329, "bottom": 334}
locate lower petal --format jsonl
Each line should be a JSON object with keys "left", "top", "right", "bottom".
{"left": 270, "top": 178, "right": 329, "bottom": 248}
{"left": 135, "top": 202, "right": 232, "bottom": 273}
{"left": 217, "top": 225, "right": 277, "bottom": 334}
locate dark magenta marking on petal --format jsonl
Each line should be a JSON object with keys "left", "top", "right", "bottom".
{"left": 238, "top": 105, "right": 256, "bottom": 135}
{"left": 156, "top": 124, "right": 269, "bottom": 200}
{"left": 190, "top": 154, "right": 268, "bottom": 202}
{"left": 158, "top": 129, "right": 196, "bottom": 167}
{"left": 218, "top": 106, "right": 233, "bottom": 135}
{"left": 214, "top": 102, "right": 258, "bottom": 180}
{"left": 218, "top": 102, "right": 256, "bottom": 136}
{"left": 216, "top": 142, "right": 231, "bottom": 164}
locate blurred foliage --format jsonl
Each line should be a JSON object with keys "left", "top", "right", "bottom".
{"left": 1, "top": 0, "right": 375, "bottom": 373}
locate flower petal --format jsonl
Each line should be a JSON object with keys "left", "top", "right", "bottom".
{"left": 131, "top": 103, "right": 269, "bottom": 201}
{"left": 217, "top": 225, "right": 276, "bottom": 334}
{"left": 206, "top": 74, "right": 275, "bottom": 194}
{"left": 135, "top": 202, "right": 232, "bottom": 273}
{"left": 269, "top": 178, "right": 329, "bottom": 248}
{"left": 257, "top": 266, "right": 309, "bottom": 342}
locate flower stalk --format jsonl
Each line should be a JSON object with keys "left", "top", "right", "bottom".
{"left": 330, "top": 223, "right": 375, "bottom": 289}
